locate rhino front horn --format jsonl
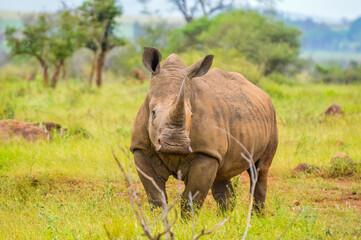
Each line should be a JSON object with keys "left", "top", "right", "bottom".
{"left": 169, "top": 79, "right": 186, "bottom": 125}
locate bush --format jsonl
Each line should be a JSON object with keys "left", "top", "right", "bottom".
{"left": 167, "top": 10, "right": 301, "bottom": 75}
{"left": 267, "top": 73, "right": 295, "bottom": 86}
{"left": 167, "top": 17, "right": 211, "bottom": 53}
{"left": 314, "top": 61, "right": 361, "bottom": 84}
{"left": 105, "top": 44, "right": 144, "bottom": 77}
{"left": 178, "top": 49, "right": 263, "bottom": 85}
{"left": 329, "top": 157, "right": 358, "bottom": 177}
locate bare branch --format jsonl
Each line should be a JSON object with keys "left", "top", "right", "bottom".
{"left": 113, "top": 146, "right": 230, "bottom": 240}
{"left": 215, "top": 126, "right": 258, "bottom": 240}
{"left": 193, "top": 218, "right": 230, "bottom": 240}
{"left": 198, "top": 0, "right": 207, "bottom": 16}
{"left": 188, "top": 191, "right": 199, "bottom": 239}
{"left": 112, "top": 148, "right": 154, "bottom": 239}
{"left": 103, "top": 225, "right": 113, "bottom": 240}
{"left": 171, "top": 0, "right": 193, "bottom": 22}
{"left": 169, "top": 0, "right": 236, "bottom": 22}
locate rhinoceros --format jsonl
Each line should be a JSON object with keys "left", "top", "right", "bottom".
{"left": 130, "top": 47, "right": 278, "bottom": 215}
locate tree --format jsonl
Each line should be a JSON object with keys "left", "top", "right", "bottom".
{"left": 167, "top": 16, "right": 211, "bottom": 52}
{"left": 167, "top": 10, "right": 301, "bottom": 75}
{"left": 78, "top": 0, "right": 125, "bottom": 87}
{"left": 136, "top": 21, "right": 173, "bottom": 49}
{"left": 49, "top": 11, "right": 81, "bottom": 87}
{"left": 170, "top": 0, "right": 235, "bottom": 22}
{"left": 165, "top": 0, "right": 278, "bottom": 23}
{"left": 5, "top": 12, "right": 79, "bottom": 88}
{"left": 5, "top": 14, "right": 51, "bottom": 85}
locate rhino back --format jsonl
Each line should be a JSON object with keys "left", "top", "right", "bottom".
{"left": 190, "top": 68, "right": 277, "bottom": 179}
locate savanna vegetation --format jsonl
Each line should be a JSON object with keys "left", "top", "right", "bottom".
{"left": 1, "top": 61, "right": 361, "bottom": 239}
{"left": 1, "top": 0, "right": 361, "bottom": 239}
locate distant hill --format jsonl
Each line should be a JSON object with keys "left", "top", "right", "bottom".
{"left": 279, "top": 14, "right": 361, "bottom": 53}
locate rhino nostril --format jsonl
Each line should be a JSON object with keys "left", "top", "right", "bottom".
{"left": 158, "top": 138, "right": 161, "bottom": 144}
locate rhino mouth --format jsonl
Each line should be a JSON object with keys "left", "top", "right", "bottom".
{"left": 156, "top": 138, "right": 192, "bottom": 155}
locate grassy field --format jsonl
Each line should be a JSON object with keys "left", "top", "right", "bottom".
{"left": 0, "top": 76, "right": 360, "bottom": 239}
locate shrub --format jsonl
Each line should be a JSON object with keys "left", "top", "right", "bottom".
{"left": 167, "top": 10, "right": 301, "bottom": 75}
{"left": 178, "top": 49, "right": 262, "bottom": 85}
{"left": 329, "top": 157, "right": 357, "bottom": 177}
{"left": 314, "top": 61, "right": 361, "bottom": 84}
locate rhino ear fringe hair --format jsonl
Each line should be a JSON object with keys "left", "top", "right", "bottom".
{"left": 110, "top": 146, "right": 229, "bottom": 240}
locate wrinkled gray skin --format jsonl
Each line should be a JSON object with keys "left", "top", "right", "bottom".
{"left": 130, "top": 47, "right": 278, "bottom": 216}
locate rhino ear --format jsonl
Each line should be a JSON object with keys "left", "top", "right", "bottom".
{"left": 143, "top": 47, "right": 162, "bottom": 74}
{"left": 185, "top": 55, "right": 214, "bottom": 79}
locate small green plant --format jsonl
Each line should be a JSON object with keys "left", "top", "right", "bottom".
{"left": 329, "top": 157, "right": 357, "bottom": 177}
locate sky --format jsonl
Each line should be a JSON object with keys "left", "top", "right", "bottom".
{"left": 0, "top": 0, "right": 360, "bottom": 22}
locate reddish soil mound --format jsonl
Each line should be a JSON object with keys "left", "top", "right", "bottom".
{"left": 0, "top": 119, "right": 48, "bottom": 141}
{"left": 323, "top": 103, "right": 343, "bottom": 115}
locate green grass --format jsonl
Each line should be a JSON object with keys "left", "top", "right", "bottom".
{"left": 0, "top": 76, "right": 360, "bottom": 239}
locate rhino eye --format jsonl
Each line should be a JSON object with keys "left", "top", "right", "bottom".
{"left": 152, "top": 110, "right": 156, "bottom": 120}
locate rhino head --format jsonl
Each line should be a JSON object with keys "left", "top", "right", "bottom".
{"left": 142, "top": 47, "right": 214, "bottom": 155}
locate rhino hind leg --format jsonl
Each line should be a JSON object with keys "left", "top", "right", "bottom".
{"left": 211, "top": 180, "right": 235, "bottom": 213}
{"left": 248, "top": 166, "right": 268, "bottom": 214}
{"left": 248, "top": 140, "right": 278, "bottom": 214}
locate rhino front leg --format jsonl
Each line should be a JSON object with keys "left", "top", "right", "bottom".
{"left": 134, "top": 150, "right": 169, "bottom": 208}
{"left": 181, "top": 154, "right": 219, "bottom": 218}
{"left": 211, "top": 180, "right": 235, "bottom": 213}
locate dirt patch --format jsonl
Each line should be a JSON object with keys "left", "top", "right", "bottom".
{"left": 314, "top": 189, "right": 361, "bottom": 212}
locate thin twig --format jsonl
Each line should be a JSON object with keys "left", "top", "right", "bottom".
{"left": 116, "top": 147, "right": 180, "bottom": 240}
{"left": 193, "top": 218, "right": 230, "bottom": 240}
{"left": 215, "top": 127, "right": 258, "bottom": 240}
{"left": 188, "top": 191, "right": 199, "bottom": 239}
{"left": 241, "top": 154, "right": 258, "bottom": 240}
{"left": 112, "top": 148, "right": 154, "bottom": 239}
{"left": 113, "top": 146, "right": 230, "bottom": 240}
{"left": 103, "top": 225, "right": 113, "bottom": 240}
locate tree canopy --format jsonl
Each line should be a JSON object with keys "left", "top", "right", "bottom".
{"left": 5, "top": 0, "right": 125, "bottom": 88}
{"left": 5, "top": 13, "right": 79, "bottom": 87}
{"left": 167, "top": 10, "right": 301, "bottom": 75}
{"left": 78, "top": 0, "right": 125, "bottom": 87}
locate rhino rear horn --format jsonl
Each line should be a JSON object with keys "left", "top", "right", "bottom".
{"left": 143, "top": 47, "right": 162, "bottom": 74}
{"left": 185, "top": 54, "right": 214, "bottom": 79}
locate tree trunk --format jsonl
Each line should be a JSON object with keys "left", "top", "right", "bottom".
{"left": 51, "top": 60, "right": 64, "bottom": 88}
{"left": 61, "top": 62, "right": 66, "bottom": 81}
{"left": 39, "top": 60, "right": 49, "bottom": 86}
{"left": 96, "top": 51, "right": 106, "bottom": 88}
{"left": 89, "top": 52, "right": 97, "bottom": 86}
{"left": 43, "top": 66, "right": 49, "bottom": 86}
